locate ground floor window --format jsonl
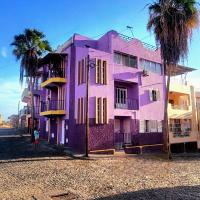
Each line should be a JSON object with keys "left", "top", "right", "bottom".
{"left": 140, "top": 120, "right": 162, "bottom": 133}
{"left": 170, "top": 119, "right": 191, "bottom": 137}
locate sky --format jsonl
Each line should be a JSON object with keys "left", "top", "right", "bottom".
{"left": 0, "top": 0, "right": 200, "bottom": 120}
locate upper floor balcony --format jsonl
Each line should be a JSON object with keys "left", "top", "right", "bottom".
{"left": 40, "top": 53, "right": 67, "bottom": 89}
{"left": 40, "top": 99, "right": 65, "bottom": 117}
{"left": 115, "top": 98, "right": 138, "bottom": 110}
{"left": 114, "top": 81, "right": 139, "bottom": 113}
{"left": 21, "top": 88, "right": 30, "bottom": 103}
{"left": 169, "top": 91, "right": 191, "bottom": 112}
{"left": 19, "top": 106, "right": 31, "bottom": 116}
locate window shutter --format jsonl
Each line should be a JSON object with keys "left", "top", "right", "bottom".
{"left": 76, "top": 99, "right": 78, "bottom": 124}
{"left": 104, "top": 98, "right": 108, "bottom": 124}
{"left": 101, "top": 60, "right": 104, "bottom": 84}
{"left": 101, "top": 97, "right": 104, "bottom": 124}
{"left": 158, "top": 120, "right": 162, "bottom": 132}
{"left": 78, "top": 61, "right": 80, "bottom": 85}
{"left": 80, "top": 61, "right": 83, "bottom": 84}
{"left": 82, "top": 59, "right": 85, "bottom": 84}
{"left": 77, "top": 98, "right": 80, "bottom": 124}
{"left": 95, "top": 59, "right": 98, "bottom": 84}
{"left": 84, "top": 57, "right": 87, "bottom": 83}
{"left": 149, "top": 89, "right": 153, "bottom": 102}
{"left": 81, "top": 97, "right": 83, "bottom": 124}
{"left": 150, "top": 120, "right": 157, "bottom": 132}
{"left": 106, "top": 61, "right": 108, "bottom": 85}
{"left": 139, "top": 120, "right": 145, "bottom": 133}
{"left": 156, "top": 90, "right": 160, "bottom": 101}
{"left": 95, "top": 97, "right": 98, "bottom": 124}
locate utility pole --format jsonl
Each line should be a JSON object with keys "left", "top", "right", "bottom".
{"left": 85, "top": 54, "right": 90, "bottom": 157}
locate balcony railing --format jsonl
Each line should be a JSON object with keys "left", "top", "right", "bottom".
{"left": 43, "top": 67, "right": 65, "bottom": 82}
{"left": 19, "top": 107, "right": 31, "bottom": 116}
{"left": 173, "top": 131, "right": 191, "bottom": 138}
{"left": 40, "top": 100, "right": 65, "bottom": 112}
{"left": 115, "top": 98, "right": 138, "bottom": 110}
{"left": 171, "top": 104, "right": 189, "bottom": 110}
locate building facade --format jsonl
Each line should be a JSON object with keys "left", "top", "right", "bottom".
{"left": 21, "top": 77, "right": 45, "bottom": 137}
{"left": 168, "top": 68, "right": 199, "bottom": 153}
{"left": 38, "top": 30, "right": 165, "bottom": 153}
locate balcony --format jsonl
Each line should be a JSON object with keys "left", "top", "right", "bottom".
{"left": 40, "top": 100, "right": 65, "bottom": 116}
{"left": 19, "top": 106, "right": 31, "bottom": 116}
{"left": 41, "top": 68, "right": 66, "bottom": 88}
{"left": 21, "top": 88, "right": 30, "bottom": 103}
{"left": 171, "top": 104, "right": 189, "bottom": 110}
{"left": 32, "top": 82, "right": 42, "bottom": 96}
{"left": 115, "top": 98, "right": 138, "bottom": 110}
{"left": 173, "top": 131, "right": 191, "bottom": 138}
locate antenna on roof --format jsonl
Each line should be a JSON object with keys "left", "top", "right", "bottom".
{"left": 126, "top": 25, "right": 134, "bottom": 38}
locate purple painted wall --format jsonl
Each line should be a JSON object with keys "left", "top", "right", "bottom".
{"left": 39, "top": 30, "right": 165, "bottom": 153}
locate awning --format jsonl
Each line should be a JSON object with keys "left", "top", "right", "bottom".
{"left": 165, "top": 64, "right": 196, "bottom": 76}
{"left": 39, "top": 53, "right": 68, "bottom": 65}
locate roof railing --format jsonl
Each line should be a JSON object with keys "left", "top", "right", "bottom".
{"left": 119, "top": 33, "right": 158, "bottom": 51}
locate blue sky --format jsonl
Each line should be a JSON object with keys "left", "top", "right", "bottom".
{"left": 0, "top": 0, "right": 200, "bottom": 120}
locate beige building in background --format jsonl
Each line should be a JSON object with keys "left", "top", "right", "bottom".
{"left": 167, "top": 65, "right": 199, "bottom": 153}
{"left": 196, "top": 91, "right": 200, "bottom": 136}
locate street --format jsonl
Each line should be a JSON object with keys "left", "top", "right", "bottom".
{"left": 1, "top": 128, "right": 200, "bottom": 199}
{"left": 0, "top": 128, "right": 62, "bottom": 161}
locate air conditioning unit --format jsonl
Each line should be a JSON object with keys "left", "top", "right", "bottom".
{"left": 142, "top": 70, "right": 149, "bottom": 77}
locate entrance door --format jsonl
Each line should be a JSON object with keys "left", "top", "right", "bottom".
{"left": 50, "top": 118, "right": 57, "bottom": 144}
{"left": 114, "top": 118, "right": 124, "bottom": 150}
{"left": 123, "top": 118, "right": 131, "bottom": 144}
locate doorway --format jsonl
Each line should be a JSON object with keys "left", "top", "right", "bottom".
{"left": 114, "top": 117, "right": 132, "bottom": 150}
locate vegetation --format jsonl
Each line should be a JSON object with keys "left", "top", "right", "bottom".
{"left": 11, "top": 29, "right": 52, "bottom": 139}
{"left": 147, "top": 0, "right": 199, "bottom": 157}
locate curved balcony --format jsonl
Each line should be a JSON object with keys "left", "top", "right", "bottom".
{"left": 40, "top": 100, "right": 65, "bottom": 116}
{"left": 41, "top": 68, "right": 66, "bottom": 88}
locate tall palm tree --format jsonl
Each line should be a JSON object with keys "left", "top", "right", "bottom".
{"left": 147, "top": 0, "right": 199, "bottom": 157}
{"left": 11, "top": 28, "right": 52, "bottom": 140}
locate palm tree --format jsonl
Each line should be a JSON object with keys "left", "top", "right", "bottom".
{"left": 147, "top": 0, "right": 199, "bottom": 157}
{"left": 11, "top": 28, "right": 52, "bottom": 140}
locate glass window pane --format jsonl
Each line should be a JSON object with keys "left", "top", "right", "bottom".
{"left": 130, "top": 56, "right": 137, "bottom": 68}
{"left": 114, "top": 53, "right": 121, "bottom": 64}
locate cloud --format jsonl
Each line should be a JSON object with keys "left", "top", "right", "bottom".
{"left": 0, "top": 77, "right": 25, "bottom": 120}
{"left": 1, "top": 47, "right": 8, "bottom": 58}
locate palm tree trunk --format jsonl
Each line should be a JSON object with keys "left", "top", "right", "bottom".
{"left": 163, "top": 63, "right": 172, "bottom": 159}
{"left": 30, "top": 76, "right": 35, "bottom": 142}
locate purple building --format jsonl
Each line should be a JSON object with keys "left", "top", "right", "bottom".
{"left": 39, "top": 30, "right": 165, "bottom": 153}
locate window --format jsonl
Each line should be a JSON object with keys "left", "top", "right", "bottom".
{"left": 102, "top": 61, "right": 107, "bottom": 84}
{"left": 95, "top": 97, "right": 108, "bottom": 124}
{"left": 96, "top": 59, "right": 108, "bottom": 85}
{"left": 114, "top": 52, "right": 121, "bottom": 64}
{"left": 78, "top": 58, "right": 86, "bottom": 85}
{"left": 149, "top": 89, "right": 160, "bottom": 102}
{"left": 140, "top": 59, "right": 162, "bottom": 75}
{"left": 170, "top": 119, "right": 191, "bottom": 137}
{"left": 77, "top": 97, "right": 85, "bottom": 124}
{"left": 114, "top": 52, "right": 137, "bottom": 68}
{"left": 130, "top": 56, "right": 137, "bottom": 68}
{"left": 115, "top": 87, "right": 127, "bottom": 108}
{"left": 140, "top": 120, "right": 162, "bottom": 133}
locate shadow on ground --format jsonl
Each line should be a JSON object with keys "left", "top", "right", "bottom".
{"left": 95, "top": 185, "right": 200, "bottom": 200}
{"left": 0, "top": 128, "right": 68, "bottom": 162}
